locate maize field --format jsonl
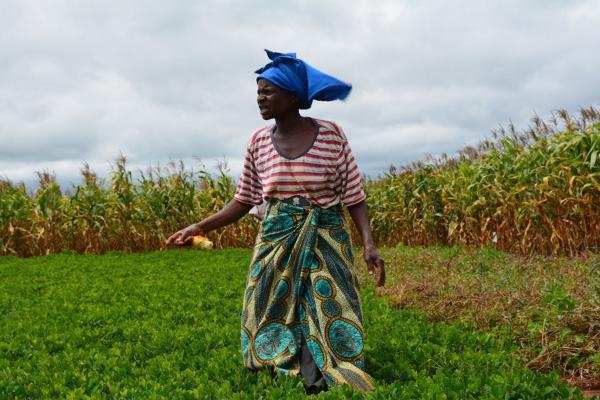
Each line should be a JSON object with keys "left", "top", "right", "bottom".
{"left": 1, "top": 108, "right": 599, "bottom": 257}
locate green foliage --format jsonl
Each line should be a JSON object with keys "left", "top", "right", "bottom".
{"left": 378, "top": 246, "right": 600, "bottom": 391}
{"left": 543, "top": 284, "right": 577, "bottom": 314}
{"left": 0, "top": 250, "right": 587, "bottom": 399}
{"left": 366, "top": 109, "right": 600, "bottom": 256}
{"left": 0, "top": 158, "right": 258, "bottom": 257}
{"left": 1, "top": 108, "right": 599, "bottom": 257}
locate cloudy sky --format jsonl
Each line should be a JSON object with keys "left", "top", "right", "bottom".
{"left": 1, "top": 0, "right": 599, "bottom": 192}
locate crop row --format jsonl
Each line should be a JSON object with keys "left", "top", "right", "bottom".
{"left": 0, "top": 249, "right": 588, "bottom": 398}
{"left": 0, "top": 159, "right": 257, "bottom": 257}
{"left": 366, "top": 108, "right": 599, "bottom": 256}
{"left": 1, "top": 108, "right": 599, "bottom": 257}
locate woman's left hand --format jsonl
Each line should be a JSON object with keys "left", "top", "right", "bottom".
{"left": 364, "top": 245, "right": 385, "bottom": 287}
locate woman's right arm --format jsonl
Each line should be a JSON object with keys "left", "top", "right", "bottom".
{"left": 165, "top": 199, "right": 254, "bottom": 246}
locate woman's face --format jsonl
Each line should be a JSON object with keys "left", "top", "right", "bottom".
{"left": 257, "top": 79, "right": 299, "bottom": 120}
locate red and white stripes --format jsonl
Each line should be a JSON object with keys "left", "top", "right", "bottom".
{"left": 234, "top": 119, "right": 366, "bottom": 208}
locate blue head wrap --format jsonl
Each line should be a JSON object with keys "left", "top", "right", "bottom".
{"left": 255, "top": 49, "right": 352, "bottom": 110}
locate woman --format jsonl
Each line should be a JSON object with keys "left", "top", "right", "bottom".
{"left": 166, "top": 50, "right": 385, "bottom": 394}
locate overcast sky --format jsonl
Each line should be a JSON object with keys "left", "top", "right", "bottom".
{"left": 1, "top": 0, "right": 599, "bottom": 192}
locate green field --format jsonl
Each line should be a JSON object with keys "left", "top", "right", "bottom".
{"left": 0, "top": 249, "right": 589, "bottom": 399}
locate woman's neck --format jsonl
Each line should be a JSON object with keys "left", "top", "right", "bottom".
{"left": 274, "top": 110, "right": 305, "bottom": 135}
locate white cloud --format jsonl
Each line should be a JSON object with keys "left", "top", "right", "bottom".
{"left": 0, "top": 0, "right": 599, "bottom": 191}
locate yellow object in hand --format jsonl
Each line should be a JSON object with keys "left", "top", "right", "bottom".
{"left": 191, "top": 235, "right": 213, "bottom": 249}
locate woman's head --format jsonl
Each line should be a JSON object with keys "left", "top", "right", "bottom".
{"left": 255, "top": 50, "right": 352, "bottom": 110}
{"left": 256, "top": 78, "right": 300, "bottom": 120}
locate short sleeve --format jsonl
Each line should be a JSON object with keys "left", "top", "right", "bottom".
{"left": 234, "top": 140, "right": 263, "bottom": 206}
{"left": 338, "top": 133, "right": 366, "bottom": 207}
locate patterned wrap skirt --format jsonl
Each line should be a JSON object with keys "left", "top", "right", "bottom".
{"left": 240, "top": 199, "right": 375, "bottom": 393}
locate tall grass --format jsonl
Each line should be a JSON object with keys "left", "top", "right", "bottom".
{"left": 0, "top": 157, "right": 257, "bottom": 257}
{"left": 1, "top": 107, "right": 599, "bottom": 257}
{"left": 366, "top": 107, "right": 600, "bottom": 256}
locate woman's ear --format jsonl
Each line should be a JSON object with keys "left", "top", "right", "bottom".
{"left": 290, "top": 94, "right": 301, "bottom": 109}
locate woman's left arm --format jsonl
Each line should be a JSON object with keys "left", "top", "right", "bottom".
{"left": 347, "top": 200, "right": 385, "bottom": 287}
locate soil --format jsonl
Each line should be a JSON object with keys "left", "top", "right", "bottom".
{"left": 562, "top": 375, "right": 600, "bottom": 398}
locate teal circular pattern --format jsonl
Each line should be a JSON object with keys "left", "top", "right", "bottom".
{"left": 309, "top": 254, "right": 321, "bottom": 270}
{"left": 245, "top": 286, "right": 254, "bottom": 302}
{"left": 267, "top": 300, "right": 286, "bottom": 319}
{"left": 290, "top": 322, "right": 309, "bottom": 346}
{"left": 319, "top": 210, "right": 341, "bottom": 228}
{"left": 256, "top": 244, "right": 271, "bottom": 260}
{"left": 280, "top": 250, "right": 291, "bottom": 269}
{"left": 306, "top": 337, "right": 326, "bottom": 370}
{"left": 241, "top": 329, "right": 250, "bottom": 357}
{"left": 343, "top": 244, "right": 353, "bottom": 262}
{"left": 330, "top": 228, "right": 349, "bottom": 244}
{"left": 273, "top": 279, "right": 289, "bottom": 299}
{"left": 262, "top": 214, "right": 294, "bottom": 242}
{"left": 283, "top": 232, "right": 298, "bottom": 249}
{"left": 322, "top": 299, "right": 342, "bottom": 317}
{"left": 300, "top": 248, "right": 313, "bottom": 269}
{"left": 254, "top": 322, "right": 293, "bottom": 361}
{"left": 251, "top": 260, "right": 263, "bottom": 279}
{"left": 314, "top": 277, "right": 333, "bottom": 298}
{"left": 327, "top": 318, "right": 363, "bottom": 360}
{"left": 354, "top": 359, "right": 364, "bottom": 370}
{"left": 301, "top": 250, "right": 321, "bottom": 271}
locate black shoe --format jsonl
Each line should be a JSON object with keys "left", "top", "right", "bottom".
{"left": 297, "top": 333, "right": 328, "bottom": 395}
{"left": 303, "top": 376, "right": 328, "bottom": 395}
{"left": 267, "top": 365, "right": 277, "bottom": 380}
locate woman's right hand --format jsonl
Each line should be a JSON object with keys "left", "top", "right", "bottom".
{"left": 164, "top": 199, "right": 253, "bottom": 247}
{"left": 165, "top": 223, "right": 204, "bottom": 247}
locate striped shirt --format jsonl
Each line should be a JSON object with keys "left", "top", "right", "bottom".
{"left": 234, "top": 118, "right": 366, "bottom": 208}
